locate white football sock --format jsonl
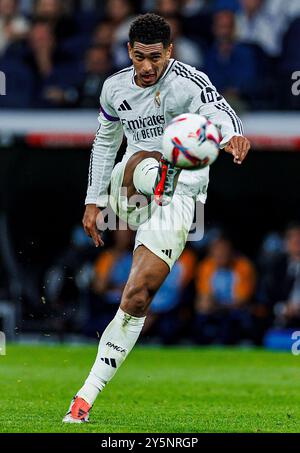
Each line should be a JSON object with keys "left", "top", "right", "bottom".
{"left": 77, "top": 308, "right": 146, "bottom": 406}
{"left": 133, "top": 157, "right": 159, "bottom": 196}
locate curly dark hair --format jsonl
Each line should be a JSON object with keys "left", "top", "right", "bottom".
{"left": 129, "top": 13, "right": 171, "bottom": 48}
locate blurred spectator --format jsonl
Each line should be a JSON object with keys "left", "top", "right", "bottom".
{"left": 261, "top": 223, "right": 300, "bottom": 328}
{"left": 106, "top": 0, "right": 134, "bottom": 27}
{"left": 257, "top": 231, "right": 284, "bottom": 273}
{"left": 43, "top": 225, "right": 96, "bottom": 334}
{"left": 288, "top": 0, "right": 300, "bottom": 19}
{"left": 106, "top": 0, "right": 135, "bottom": 44}
{"left": 0, "top": 0, "right": 298, "bottom": 107}
{"left": 280, "top": 17, "right": 300, "bottom": 75}
{"left": 179, "top": 246, "right": 198, "bottom": 289}
{"left": 174, "top": 246, "right": 198, "bottom": 336}
{"left": 236, "top": 0, "right": 288, "bottom": 57}
{"left": 254, "top": 231, "right": 285, "bottom": 336}
{"left": 87, "top": 227, "right": 135, "bottom": 334}
{"left": 278, "top": 17, "right": 300, "bottom": 110}
{"left": 204, "top": 9, "right": 259, "bottom": 108}
{"left": 155, "top": 0, "right": 213, "bottom": 46}
{"left": 181, "top": 0, "right": 213, "bottom": 47}
{"left": 39, "top": 44, "right": 114, "bottom": 108}
{"left": 193, "top": 236, "right": 256, "bottom": 344}
{"left": 142, "top": 247, "right": 199, "bottom": 344}
{"left": 25, "top": 21, "right": 56, "bottom": 77}
{"left": 32, "top": 0, "right": 78, "bottom": 40}
{"left": 264, "top": 0, "right": 300, "bottom": 24}
{"left": 92, "top": 228, "right": 134, "bottom": 305}
{"left": 88, "top": 225, "right": 197, "bottom": 342}
{"left": 156, "top": 0, "right": 181, "bottom": 16}
{"left": 142, "top": 260, "right": 184, "bottom": 344}
{"left": 166, "top": 14, "right": 203, "bottom": 68}
{"left": 105, "top": 0, "right": 135, "bottom": 69}
{"left": 181, "top": 0, "right": 208, "bottom": 16}
{"left": 0, "top": 0, "right": 30, "bottom": 56}
{"left": 19, "top": 0, "right": 34, "bottom": 14}
{"left": 1, "top": 0, "right": 298, "bottom": 110}
{"left": 73, "top": 0, "right": 106, "bottom": 15}
{"left": 93, "top": 20, "right": 115, "bottom": 48}
{"left": 0, "top": 55, "right": 33, "bottom": 107}
{"left": 77, "top": 45, "right": 113, "bottom": 108}
{"left": 23, "top": 21, "right": 80, "bottom": 107}
{"left": 190, "top": 225, "right": 223, "bottom": 257}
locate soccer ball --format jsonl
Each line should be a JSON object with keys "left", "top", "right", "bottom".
{"left": 162, "top": 113, "right": 221, "bottom": 170}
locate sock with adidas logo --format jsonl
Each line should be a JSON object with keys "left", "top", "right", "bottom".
{"left": 76, "top": 308, "right": 145, "bottom": 406}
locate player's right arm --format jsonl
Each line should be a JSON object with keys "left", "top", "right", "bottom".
{"left": 83, "top": 80, "right": 123, "bottom": 247}
{"left": 181, "top": 65, "right": 250, "bottom": 164}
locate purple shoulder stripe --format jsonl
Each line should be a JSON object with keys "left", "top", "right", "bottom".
{"left": 100, "top": 104, "right": 119, "bottom": 122}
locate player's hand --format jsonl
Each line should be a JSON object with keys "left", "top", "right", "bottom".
{"left": 82, "top": 204, "right": 104, "bottom": 247}
{"left": 224, "top": 136, "right": 251, "bottom": 165}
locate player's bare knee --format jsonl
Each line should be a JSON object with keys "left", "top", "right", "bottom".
{"left": 126, "top": 151, "right": 161, "bottom": 175}
{"left": 131, "top": 152, "right": 162, "bottom": 197}
{"left": 136, "top": 150, "right": 161, "bottom": 162}
{"left": 147, "top": 151, "right": 162, "bottom": 162}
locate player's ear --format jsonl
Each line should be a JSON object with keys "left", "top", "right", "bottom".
{"left": 166, "top": 43, "right": 173, "bottom": 59}
{"left": 127, "top": 42, "right": 133, "bottom": 60}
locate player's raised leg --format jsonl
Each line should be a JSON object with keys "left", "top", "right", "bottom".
{"left": 63, "top": 245, "right": 169, "bottom": 423}
{"left": 122, "top": 150, "right": 181, "bottom": 207}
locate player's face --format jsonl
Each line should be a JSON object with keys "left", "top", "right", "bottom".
{"left": 128, "top": 42, "right": 173, "bottom": 87}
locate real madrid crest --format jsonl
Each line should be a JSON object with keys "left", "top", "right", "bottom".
{"left": 155, "top": 91, "right": 161, "bottom": 108}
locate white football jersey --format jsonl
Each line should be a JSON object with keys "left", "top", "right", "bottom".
{"left": 86, "top": 59, "right": 244, "bottom": 207}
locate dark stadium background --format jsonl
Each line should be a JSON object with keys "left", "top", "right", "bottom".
{"left": 0, "top": 0, "right": 300, "bottom": 348}
{"left": 1, "top": 146, "right": 300, "bottom": 261}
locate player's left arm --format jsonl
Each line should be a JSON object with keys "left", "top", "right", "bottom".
{"left": 190, "top": 73, "right": 251, "bottom": 164}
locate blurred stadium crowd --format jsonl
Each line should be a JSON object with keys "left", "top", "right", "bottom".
{"left": 1, "top": 218, "right": 300, "bottom": 346}
{"left": 0, "top": 0, "right": 300, "bottom": 110}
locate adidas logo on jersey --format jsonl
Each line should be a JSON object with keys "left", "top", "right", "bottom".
{"left": 118, "top": 100, "right": 132, "bottom": 111}
{"left": 162, "top": 249, "right": 172, "bottom": 258}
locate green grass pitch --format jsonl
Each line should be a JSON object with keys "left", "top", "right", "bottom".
{"left": 1, "top": 344, "right": 300, "bottom": 433}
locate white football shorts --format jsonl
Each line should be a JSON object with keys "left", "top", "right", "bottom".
{"left": 109, "top": 159, "right": 195, "bottom": 270}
